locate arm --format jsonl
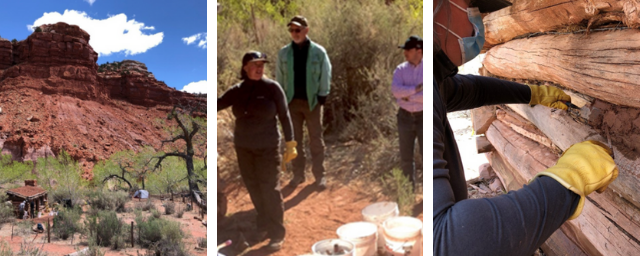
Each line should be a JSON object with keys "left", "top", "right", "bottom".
{"left": 217, "top": 85, "right": 237, "bottom": 112}
{"left": 273, "top": 82, "right": 293, "bottom": 141}
{"left": 391, "top": 66, "right": 420, "bottom": 99}
{"left": 433, "top": 81, "right": 578, "bottom": 256}
{"left": 406, "top": 90, "right": 422, "bottom": 103}
{"left": 318, "top": 50, "right": 331, "bottom": 97}
{"left": 441, "top": 74, "right": 531, "bottom": 112}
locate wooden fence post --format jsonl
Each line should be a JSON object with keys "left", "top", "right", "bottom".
{"left": 47, "top": 219, "right": 51, "bottom": 243}
{"left": 131, "top": 221, "right": 134, "bottom": 248}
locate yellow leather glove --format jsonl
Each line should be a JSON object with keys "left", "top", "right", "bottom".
{"left": 528, "top": 85, "right": 571, "bottom": 110}
{"left": 283, "top": 141, "right": 298, "bottom": 164}
{"left": 532, "top": 140, "right": 618, "bottom": 220}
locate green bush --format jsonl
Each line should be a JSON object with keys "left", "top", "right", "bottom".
{"left": 53, "top": 208, "right": 82, "bottom": 240}
{"left": 136, "top": 216, "right": 184, "bottom": 249}
{"left": 34, "top": 26, "right": 42, "bottom": 33}
{"left": 175, "top": 207, "right": 184, "bottom": 218}
{"left": 151, "top": 208, "right": 161, "bottom": 219}
{"left": 381, "top": 168, "right": 414, "bottom": 216}
{"left": 87, "top": 189, "right": 128, "bottom": 212}
{"left": 164, "top": 201, "right": 175, "bottom": 215}
{"left": 85, "top": 211, "right": 123, "bottom": 247}
{"left": 0, "top": 194, "right": 15, "bottom": 228}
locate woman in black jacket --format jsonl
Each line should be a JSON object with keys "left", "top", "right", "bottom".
{"left": 433, "top": 0, "right": 618, "bottom": 255}
{"left": 218, "top": 51, "right": 297, "bottom": 251}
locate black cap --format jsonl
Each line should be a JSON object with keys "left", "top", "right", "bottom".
{"left": 399, "top": 35, "right": 423, "bottom": 50}
{"left": 469, "top": 0, "right": 512, "bottom": 13}
{"left": 242, "top": 51, "right": 269, "bottom": 66}
{"left": 287, "top": 15, "right": 308, "bottom": 27}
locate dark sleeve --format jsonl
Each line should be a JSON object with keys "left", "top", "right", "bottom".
{"left": 217, "top": 85, "right": 238, "bottom": 112}
{"left": 441, "top": 74, "right": 532, "bottom": 113}
{"left": 273, "top": 82, "right": 293, "bottom": 141}
{"left": 433, "top": 79, "right": 580, "bottom": 256}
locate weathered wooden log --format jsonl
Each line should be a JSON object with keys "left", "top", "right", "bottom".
{"left": 471, "top": 105, "right": 497, "bottom": 135}
{"left": 495, "top": 108, "right": 556, "bottom": 150}
{"left": 486, "top": 119, "right": 640, "bottom": 255}
{"left": 506, "top": 103, "right": 640, "bottom": 209}
{"left": 476, "top": 136, "right": 493, "bottom": 154}
{"left": 483, "top": 30, "right": 640, "bottom": 108}
{"left": 482, "top": 0, "right": 640, "bottom": 48}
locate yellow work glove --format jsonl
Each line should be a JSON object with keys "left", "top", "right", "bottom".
{"left": 528, "top": 85, "right": 571, "bottom": 110}
{"left": 283, "top": 141, "right": 298, "bottom": 164}
{"left": 532, "top": 140, "right": 618, "bottom": 220}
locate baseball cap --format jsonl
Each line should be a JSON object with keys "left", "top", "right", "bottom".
{"left": 398, "top": 35, "right": 423, "bottom": 50}
{"left": 242, "top": 51, "right": 269, "bottom": 66}
{"left": 469, "top": 0, "right": 512, "bottom": 13}
{"left": 287, "top": 15, "right": 308, "bottom": 27}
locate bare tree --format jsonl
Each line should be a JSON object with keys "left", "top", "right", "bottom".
{"left": 153, "top": 102, "right": 207, "bottom": 210}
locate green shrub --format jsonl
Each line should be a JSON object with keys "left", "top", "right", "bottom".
{"left": 79, "top": 237, "right": 105, "bottom": 256}
{"left": 164, "top": 201, "right": 175, "bottom": 215}
{"left": 381, "top": 168, "right": 414, "bottom": 216}
{"left": 34, "top": 27, "right": 42, "bottom": 33}
{"left": 142, "top": 200, "right": 155, "bottom": 212}
{"left": 0, "top": 241, "right": 12, "bottom": 256}
{"left": 0, "top": 194, "right": 15, "bottom": 228}
{"left": 175, "top": 207, "right": 184, "bottom": 218}
{"left": 87, "top": 190, "right": 128, "bottom": 212}
{"left": 151, "top": 208, "right": 161, "bottom": 219}
{"left": 85, "top": 211, "right": 123, "bottom": 247}
{"left": 53, "top": 208, "right": 82, "bottom": 240}
{"left": 136, "top": 216, "right": 184, "bottom": 249}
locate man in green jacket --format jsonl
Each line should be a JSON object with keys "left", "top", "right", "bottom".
{"left": 276, "top": 15, "right": 332, "bottom": 190}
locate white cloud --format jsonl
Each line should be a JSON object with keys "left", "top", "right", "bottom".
{"left": 84, "top": 0, "right": 96, "bottom": 5}
{"left": 28, "top": 10, "right": 163, "bottom": 56}
{"left": 182, "top": 32, "right": 206, "bottom": 49}
{"left": 181, "top": 80, "right": 207, "bottom": 94}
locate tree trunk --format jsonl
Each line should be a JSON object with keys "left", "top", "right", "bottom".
{"left": 482, "top": 0, "right": 640, "bottom": 49}
{"left": 483, "top": 30, "right": 640, "bottom": 108}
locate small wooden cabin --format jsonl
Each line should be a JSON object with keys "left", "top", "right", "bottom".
{"left": 6, "top": 180, "right": 47, "bottom": 219}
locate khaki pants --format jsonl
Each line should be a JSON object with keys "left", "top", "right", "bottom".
{"left": 289, "top": 99, "right": 326, "bottom": 180}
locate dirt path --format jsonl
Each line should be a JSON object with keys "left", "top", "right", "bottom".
{"left": 218, "top": 177, "right": 423, "bottom": 256}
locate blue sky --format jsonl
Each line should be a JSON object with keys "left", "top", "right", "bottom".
{"left": 0, "top": 0, "right": 207, "bottom": 93}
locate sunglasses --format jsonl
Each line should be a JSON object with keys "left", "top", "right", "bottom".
{"left": 288, "top": 28, "right": 303, "bottom": 33}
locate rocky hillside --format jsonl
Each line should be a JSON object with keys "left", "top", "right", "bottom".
{"left": 0, "top": 22, "right": 205, "bottom": 177}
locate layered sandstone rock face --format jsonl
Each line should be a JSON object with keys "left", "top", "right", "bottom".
{"left": 0, "top": 22, "right": 205, "bottom": 177}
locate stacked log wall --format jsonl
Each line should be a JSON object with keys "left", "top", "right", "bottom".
{"left": 474, "top": 1, "right": 640, "bottom": 253}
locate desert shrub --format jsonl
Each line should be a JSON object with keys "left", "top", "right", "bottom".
{"left": 0, "top": 241, "right": 12, "bottom": 256}
{"left": 175, "top": 207, "right": 184, "bottom": 218}
{"left": 79, "top": 237, "right": 105, "bottom": 256}
{"left": 85, "top": 211, "right": 123, "bottom": 247}
{"left": 151, "top": 208, "right": 161, "bottom": 219}
{"left": 86, "top": 189, "right": 128, "bottom": 212}
{"left": 0, "top": 194, "right": 15, "bottom": 228}
{"left": 34, "top": 26, "right": 42, "bottom": 33}
{"left": 15, "top": 220, "right": 34, "bottom": 237}
{"left": 136, "top": 216, "right": 184, "bottom": 249}
{"left": 53, "top": 208, "right": 82, "bottom": 240}
{"left": 142, "top": 199, "right": 155, "bottom": 212}
{"left": 164, "top": 201, "right": 175, "bottom": 215}
{"left": 381, "top": 168, "right": 414, "bottom": 215}
{"left": 197, "top": 237, "right": 207, "bottom": 248}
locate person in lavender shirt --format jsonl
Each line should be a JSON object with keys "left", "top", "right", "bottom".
{"left": 392, "top": 35, "right": 423, "bottom": 189}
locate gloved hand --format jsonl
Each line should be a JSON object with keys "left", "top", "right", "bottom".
{"left": 528, "top": 85, "right": 571, "bottom": 110}
{"left": 283, "top": 141, "right": 298, "bottom": 163}
{"left": 532, "top": 140, "right": 618, "bottom": 220}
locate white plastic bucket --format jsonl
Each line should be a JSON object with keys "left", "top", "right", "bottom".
{"left": 312, "top": 239, "right": 355, "bottom": 256}
{"left": 361, "top": 202, "right": 399, "bottom": 253}
{"left": 336, "top": 222, "right": 377, "bottom": 256}
{"left": 382, "top": 216, "right": 422, "bottom": 256}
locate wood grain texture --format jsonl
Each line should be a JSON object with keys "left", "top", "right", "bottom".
{"left": 486, "top": 118, "right": 640, "bottom": 255}
{"left": 471, "top": 105, "right": 497, "bottom": 135}
{"left": 482, "top": 0, "right": 640, "bottom": 48}
{"left": 483, "top": 30, "right": 640, "bottom": 108}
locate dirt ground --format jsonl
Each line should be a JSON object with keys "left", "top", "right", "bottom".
{"left": 0, "top": 198, "right": 207, "bottom": 256}
{"left": 218, "top": 178, "right": 423, "bottom": 256}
